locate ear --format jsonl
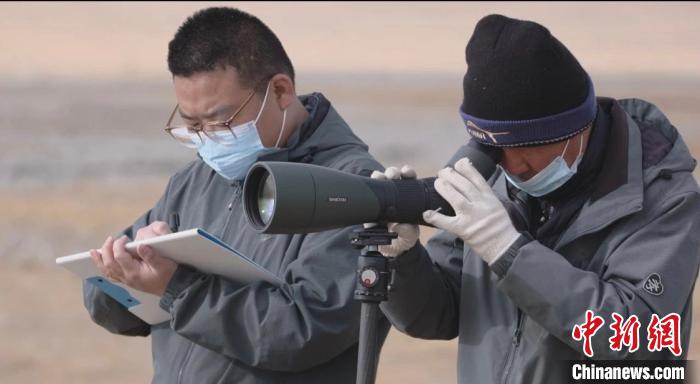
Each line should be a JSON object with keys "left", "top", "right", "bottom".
{"left": 269, "top": 73, "right": 296, "bottom": 111}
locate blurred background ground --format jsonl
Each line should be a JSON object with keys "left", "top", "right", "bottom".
{"left": 1, "top": 2, "right": 699, "bottom": 383}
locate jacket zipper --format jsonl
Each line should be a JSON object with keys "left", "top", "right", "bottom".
{"left": 219, "top": 183, "right": 242, "bottom": 239}
{"left": 176, "top": 184, "right": 240, "bottom": 384}
{"left": 177, "top": 342, "right": 195, "bottom": 384}
{"left": 502, "top": 309, "right": 526, "bottom": 384}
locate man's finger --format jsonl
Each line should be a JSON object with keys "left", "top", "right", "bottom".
{"left": 151, "top": 221, "right": 172, "bottom": 235}
{"left": 434, "top": 175, "right": 471, "bottom": 209}
{"left": 384, "top": 166, "right": 401, "bottom": 180}
{"left": 438, "top": 167, "right": 479, "bottom": 200}
{"left": 400, "top": 165, "right": 417, "bottom": 180}
{"left": 106, "top": 236, "right": 130, "bottom": 281}
{"left": 135, "top": 226, "right": 157, "bottom": 241}
{"left": 113, "top": 237, "right": 140, "bottom": 275}
{"left": 370, "top": 170, "right": 388, "bottom": 180}
{"left": 138, "top": 244, "right": 159, "bottom": 266}
{"left": 101, "top": 236, "right": 116, "bottom": 271}
{"left": 454, "top": 158, "right": 491, "bottom": 193}
{"left": 89, "top": 249, "right": 106, "bottom": 275}
{"left": 422, "top": 209, "right": 458, "bottom": 232}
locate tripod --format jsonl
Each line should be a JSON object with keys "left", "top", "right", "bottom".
{"left": 350, "top": 226, "right": 397, "bottom": 384}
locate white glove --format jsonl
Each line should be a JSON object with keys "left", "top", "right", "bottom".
{"left": 423, "top": 158, "right": 520, "bottom": 265}
{"left": 364, "top": 165, "right": 420, "bottom": 257}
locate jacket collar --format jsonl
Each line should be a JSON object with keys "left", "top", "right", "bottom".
{"left": 554, "top": 96, "right": 699, "bottom": 248}
{"left": 554, "top": 98, "right": 644, "bottom": 249}
{"left": 256, "top": 93, "right": 329, "bottom": 163}
{"left": 491, "top": 98, "right": 645, "bottom": 249}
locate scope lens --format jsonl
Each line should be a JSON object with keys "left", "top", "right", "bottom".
{"left": 257, "top": 173, "right": 275, "bottom": 225}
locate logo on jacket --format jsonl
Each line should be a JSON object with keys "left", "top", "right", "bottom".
{"left": 466, "top": 121, "right": 510, "bottom": 144}
{"left": 643, "top": 273, "right": 664, "bottom": 296}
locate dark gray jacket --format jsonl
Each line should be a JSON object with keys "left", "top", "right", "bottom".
{"left": 381, "top": 98, "right": 700, "bottom": 384}
{"left": 83, "top": 94, "right": 389, "bottom": 383}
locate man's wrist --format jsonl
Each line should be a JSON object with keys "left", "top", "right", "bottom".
{"left": 489, "top": 233, "right": 532, "bottom": 278}
{"left": 159, "top": 264, "right": 206, "bottom": 312}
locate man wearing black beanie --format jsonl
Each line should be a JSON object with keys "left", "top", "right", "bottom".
{"left": 377, "top": 14, "right": 700, "bottom": 384}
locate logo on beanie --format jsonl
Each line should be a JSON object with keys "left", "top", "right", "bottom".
{"left": 466, "top": 121, "right": 510, "bottom": 144}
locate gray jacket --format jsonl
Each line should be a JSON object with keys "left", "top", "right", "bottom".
{"left": 381, "top": 98, "right": 700, "bottom": 384}
{"left": 83, "top": 94, "right": 389, "bottom": 383}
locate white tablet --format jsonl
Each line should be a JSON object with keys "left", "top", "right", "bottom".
{"left": 57, "top": 228, "right": 281, "bottom": 324}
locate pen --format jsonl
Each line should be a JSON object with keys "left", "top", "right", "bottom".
{"left": 168, "top": 212, "right": 180, "bottom": 233}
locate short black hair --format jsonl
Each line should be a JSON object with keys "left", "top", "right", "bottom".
{"left": 168, "top": 7, "right": 295, "bottom": 90}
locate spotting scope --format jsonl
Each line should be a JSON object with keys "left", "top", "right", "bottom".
{"left": 243, "top": 140, "right": 502, "bottom": 234}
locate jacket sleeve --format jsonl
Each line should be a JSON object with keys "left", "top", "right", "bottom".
{"left": 496, "top": 191, "right": 700, "bottom": 359}
{"left": 81, "top": 178, "right": 174, "bottom": 337}
{"left": 158, "top": 224, "right": 373, "bottom": 373}
{"left": 379, "top": 229, "right": 464, "bottom": 340}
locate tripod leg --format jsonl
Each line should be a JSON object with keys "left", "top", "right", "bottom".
{"left": 356, "top": 302, "right": 380, "bottom": 384}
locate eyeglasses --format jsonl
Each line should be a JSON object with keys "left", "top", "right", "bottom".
{"left": 164, "top": 88, "right": 257, "bottom": 149}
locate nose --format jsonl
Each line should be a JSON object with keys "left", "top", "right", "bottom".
{"left": 500, "top": 152, "right": 531, "bottom": 179}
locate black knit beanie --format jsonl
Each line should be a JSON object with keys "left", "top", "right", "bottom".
{"left": 460, "top": 14, "right": 596, "bottom": 147}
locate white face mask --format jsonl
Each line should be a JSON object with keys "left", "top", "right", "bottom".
{"left": 503, "top": 134, "right": 584, "bottom": 197}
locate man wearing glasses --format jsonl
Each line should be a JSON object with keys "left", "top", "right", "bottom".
{"left": 83, "top": 7, "right": 387, "bottom": 383}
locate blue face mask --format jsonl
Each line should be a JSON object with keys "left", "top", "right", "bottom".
{"left": 503, "top": 135, "right": 584, "bottom": 197}
{"left": 197, "top": 82, "right": 287, "bottom": 181}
